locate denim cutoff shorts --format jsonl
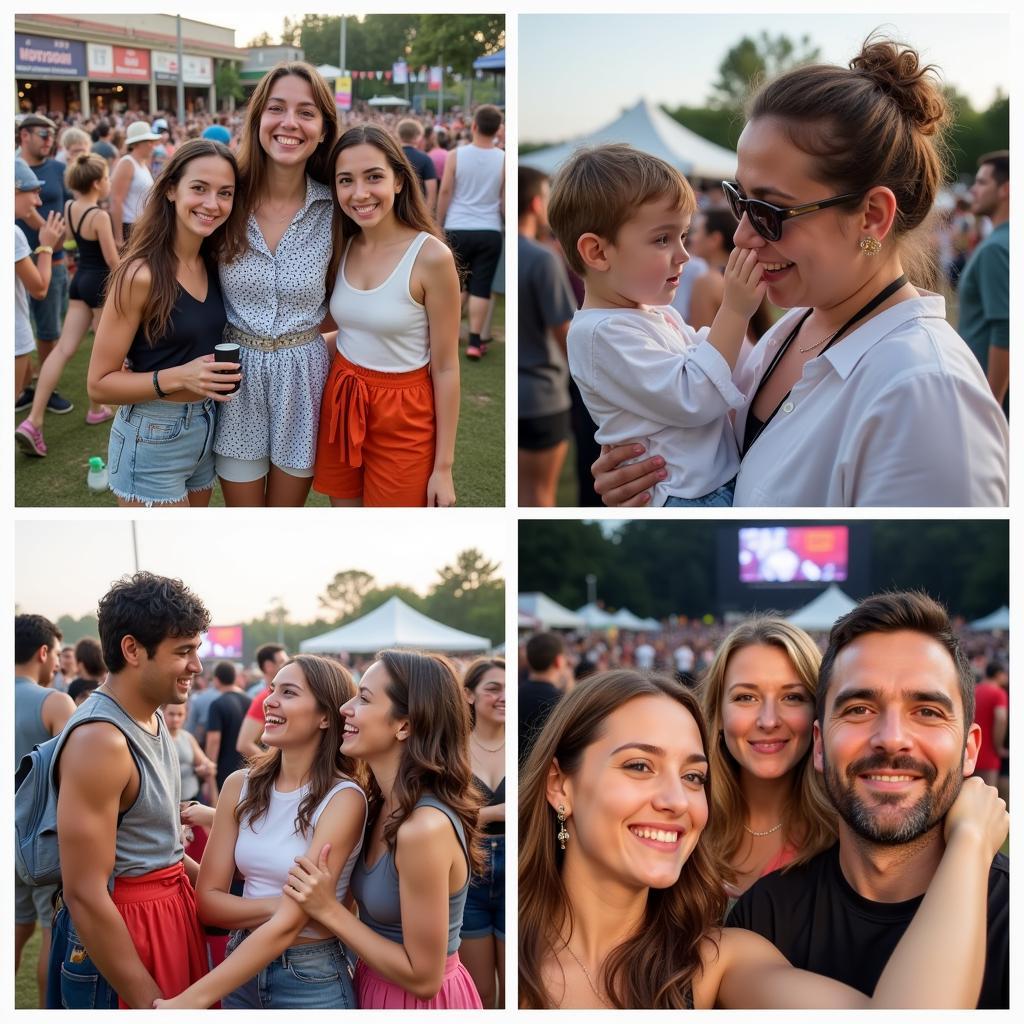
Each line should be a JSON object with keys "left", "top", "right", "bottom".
{"left": 663, "top": 478, "right": 736, "bottom": 508}
{"left": 461, "top": 834, "right": 505, "bottom": 940}
{"left": 222, "top": 928, "right": 358, "bottom": 1009}
{"left": 107, "top": 398, "right": 217, "bottom": 506}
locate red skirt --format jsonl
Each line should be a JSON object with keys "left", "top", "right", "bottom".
{"left": 355, "top": 951, "right": 483, "bottom": 1009}
{"left": 111, "top": 862, "right": 206, "bottom": 1007}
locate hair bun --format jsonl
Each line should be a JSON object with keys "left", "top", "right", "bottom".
{"left": 850, "top": 39, "right": 947, "bottom": 136}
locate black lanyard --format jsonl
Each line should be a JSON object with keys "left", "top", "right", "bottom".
{"left": 741, "top": 274, "right": 909, "bottom": 457}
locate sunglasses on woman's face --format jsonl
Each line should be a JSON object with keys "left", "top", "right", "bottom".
{"left": 721, "top": 180, "right": 864, "bottom": 242}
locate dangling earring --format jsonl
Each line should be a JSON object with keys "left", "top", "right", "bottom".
{"left": 859, "top": 236, "right": 882, "bottom": 256}
{"left": 557, "top": 805, "right": 570, "bottom": 850}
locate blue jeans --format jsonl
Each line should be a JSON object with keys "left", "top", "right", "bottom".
{"left": 107, "top": 398, "right": 217, "bottom": 505}
{"left": 663, "top": 479, "right": 736, "bottom": 507}
{"left": 461, "top": 835, "right": 505, "bottom": 941}
{"left": 222, "top": 929, "right": 358, "bottom": 1009}
{"left": 30, "top": 260, "right": 68, "bottom": 342}
{"left": 47, "top": 902, "right": 119, "bottom": 1009}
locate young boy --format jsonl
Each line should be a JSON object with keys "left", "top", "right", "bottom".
{"left": 548, "top": 144, "right": 765, "bottom": 506}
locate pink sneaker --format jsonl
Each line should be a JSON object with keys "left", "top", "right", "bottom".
{"left": 466, "top": 344, "right": 482, "bottom": 360}
{"left": 15, "top": 419, "right": 47, "bottom": 457}
{"left": 86, "top": 406, "right": 114, "bottom": 426}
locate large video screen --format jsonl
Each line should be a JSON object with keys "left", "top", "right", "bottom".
{"left": 199, "top": 625, "right": 244, "bottom": 660}
{"left": 739, "top": 526, "right": 849, "bottom": 584}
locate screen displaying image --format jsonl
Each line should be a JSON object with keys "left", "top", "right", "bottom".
{"left": 738, "top": 526, "right": 849, "bottom": 584}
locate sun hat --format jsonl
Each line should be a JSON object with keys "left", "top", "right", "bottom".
{"left": 125, "top": 121, "right": 163, "bottom": 147}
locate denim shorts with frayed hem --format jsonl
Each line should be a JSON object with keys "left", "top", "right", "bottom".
{"left": 107, "top": 398, "right": 216, "bottom": 506}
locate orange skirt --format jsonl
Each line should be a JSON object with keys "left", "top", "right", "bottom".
{"left": 313, "top": 352, "right": 435, "bottom": 506}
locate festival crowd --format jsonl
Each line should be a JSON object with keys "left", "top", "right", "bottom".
{"left": 15, "top": 62, "right": 505, "bottom": 507}
{"left": 14, "top": 574, "right": 506, "bottom": 1009}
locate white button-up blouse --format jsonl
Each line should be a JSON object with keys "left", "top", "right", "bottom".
{"left": 732, "top": 293, "right": 1008, "bottom": 507}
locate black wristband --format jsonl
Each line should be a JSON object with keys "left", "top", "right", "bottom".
{"left": 153, "top": 369, "right": 168, "bottom": 398}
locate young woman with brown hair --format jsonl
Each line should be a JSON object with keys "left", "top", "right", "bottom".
{"left": 518, "top": 670, "right": 1007, "bottom": 1008}
{"left": 698, "top": 618, "right": 834, "bottom": 896}
{"left": 154, "top": 654, "right": 365, "bottom": 1009}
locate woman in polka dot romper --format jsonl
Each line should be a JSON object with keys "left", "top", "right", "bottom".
{"left": 213, "top": 62, "right": 339, "bottom": 507}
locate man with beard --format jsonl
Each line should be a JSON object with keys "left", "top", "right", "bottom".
{"left": 47, "top": 573, "right": 211, "bottom": 1008}
{"left": 727, "top": 591, "right": 1009, "bottom": 1008}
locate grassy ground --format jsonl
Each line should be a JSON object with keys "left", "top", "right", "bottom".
{"left": 15, "top": 928, "right": 42, "bottom": 1009}
{"left": 14, "top": 296, "right": 504, "bottom": 508}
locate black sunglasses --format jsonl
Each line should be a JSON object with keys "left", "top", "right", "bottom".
{"left": 29, "top": 128, "right": 54, "bottom": 140}
{"left": 721, "top": 180, "right": 864, "bottom": 242}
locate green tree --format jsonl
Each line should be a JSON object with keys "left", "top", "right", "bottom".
{"left": 710, "top": 32, "right": 821, "bottom": 111}
{"left": 319, "top": 569, "right": 376, "bottom": 618}
{"left": 424, "top": 548, "right": 504, "bottom": 646}
{"left": 409, "top": 14, "right": 505, "bottom": 75}
{"left": 246, "top": 31, "right": 275, "bottom": 48}
{"left": 215, "top": 61, "right": 244, "bottom": 106}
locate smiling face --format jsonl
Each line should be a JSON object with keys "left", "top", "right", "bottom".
{"left": 261, "top": 661, "right": 329, "bottom": 749}
{"left": 467, "top": 667, "right": 506, "bottom": 728}
{"left": 552, "top": 694, "right": 709, "bottom": 893}
{"left": 138, "top": 634, "right": 203, "bottom": 707}
{"left": 166, "top": 154, "right": 236, "bottom": 240}
{"left": 733, "top": 116, "right": 868, "bottom": 311}
{"left": 258, "top": 73, "right": 325, "bottom": 169}
{"left": 815, "top": 630, "right": 980, "bottom": 845}
{"left": 721, "top": 643, "right": 815, "bottom": 782}
{"left": 19, "top": 127, "right": 53, "bottom": 162}
{"left": 340, "top": 660, "right": 407, "bottom": 759}
{"left": 598, "top": 196, "right": 691, "bottom": 307}
{"left": 15, "top": 187, "right": 42, "bottom": 220}
{"left": 335, "top": 143, "right": 402, "bottom": 230}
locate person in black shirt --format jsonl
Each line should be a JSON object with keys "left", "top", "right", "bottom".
{"left": 397, "top": 118, "right": 438, "bottom": 212}
{"left": 204, "top": 661, "right": 251, "bottom": 794}
{"left": 728, "top": 591, "right": 1009, "bottom": 1007}
{"left": 518, "top": 631, "right": 569, "bottom": 766}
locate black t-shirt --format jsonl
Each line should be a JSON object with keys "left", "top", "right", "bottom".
{"left": 402, "top": 145, "right": 438, "bottom": 197}
{"left": 207, "top": 689, "right": 252, "bottom": 788}
{"left": 727, "top": 843, "right": 1009, "bottom": 1008}
{"left": 519, "top": 678, "right": 562, "bottom": 767}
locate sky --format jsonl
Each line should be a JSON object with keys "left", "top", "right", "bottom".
{"left": 520, "top": 12, "right": 1009, "bottom": 143}
{"left": 14, "top": 516, "right": 505, "bottom": 624}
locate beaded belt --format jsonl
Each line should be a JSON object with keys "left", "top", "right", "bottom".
{"left": 223, "top": 324, "right": 321, "bottom": 353}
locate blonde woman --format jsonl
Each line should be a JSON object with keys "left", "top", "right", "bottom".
{"left": 699, "top": 618, "right": 834, "bottom": 896}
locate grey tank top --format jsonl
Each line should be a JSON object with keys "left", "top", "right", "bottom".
{"left": 54, "top": 690, "right": 184, "bottom": 876}
{"left": 15, "top": 677, "right": 54, "bottom": 769}
{"left": 351, "top": 794, "right": 470, "bottom": 954}
{"left": 173, "top": 729, "right": 200, "bottom": 800}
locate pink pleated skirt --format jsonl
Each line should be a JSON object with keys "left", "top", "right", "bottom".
{"left": 355, "top": 952, "right": 483, "bottom": 1009}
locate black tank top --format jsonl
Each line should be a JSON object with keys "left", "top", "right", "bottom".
{"left": 126, "top": 259, "right": 226, "bottom": 374}
{"left": 67, "top": 203, "right": 107, "bottom": 276}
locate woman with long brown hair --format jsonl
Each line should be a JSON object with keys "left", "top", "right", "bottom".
{"left": 698, "top": 618, "right": 834, "bottom": 897}
{"left": 519, "top": 670, "right": 1006, "bottom": 1008}
{"left": 86, "top": 137, "right": 246, "bottom": 507}
{"left": 281, "top": 649, "right": 484, "bottom": 1007}
{"left": 211, "top": 61, "right": 340, "bottom": 507}
{"left": 311, "top": 125, "right": 462, "bottom": 507}
{"left": 154, "top": 655, "right": 366, "bottom": 1009}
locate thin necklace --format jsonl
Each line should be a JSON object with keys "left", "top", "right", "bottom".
{"left": 744, "top": 821, "right": 784, "bottom": 837}
{"left": 798, "top": 326, "right": 840, "bottom": 354}
{"left": 471, "top": 734, "right": 505, "bottom": 753}
{"left": 562, "top": 942, "right": 612, "bottom": 1008}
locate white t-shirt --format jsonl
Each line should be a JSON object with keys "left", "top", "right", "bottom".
{"left": 674, "top": 644, "right": 696, "bottom": 674}
{"left": 567, "top": 304, "right": 744, "bottom": 505}
{"left": 15, "top": 226, "right": 36, "bottom": 357}
{"left": 635, "top": 643, "right": 656, "bottom": 670}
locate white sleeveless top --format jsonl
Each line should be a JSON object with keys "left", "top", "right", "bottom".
{"left": 331, "top": 231, "right": 433, "bottom": 371}
{"left": 123, "top": 154, "right": 154, "bottom": 225}
{"left": 443, "top": 144, "right": 504, "bottom": 232}
{"left": 234, "top": 774, "right": 366, "bottom": 939}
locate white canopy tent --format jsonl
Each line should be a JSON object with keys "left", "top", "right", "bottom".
{"left": 786, "top": 584, "right": 858, "bottom": 631}
{"left": 315, "top": 64, "right": 343, "bottom": 79}
{"left": 367, "top": 95, "right": 411, "bottom": 108}
{"left": 610, "top": 607, "right": 649, "bottom": 631}
{"left": 968, "top": 605, "right": 1010, "bottom": 631}
{"left": 518, "top": 593, "right": 585, "bottom": 630}
{"left": 520, "top": 98, "right": 737, "bottom": 180}
{"left": 639, "top": 617, "right": 663, "bottom": 631}
{"left": 576, "top": 602, "right": 618, "bottom": 629}
{"left": 299, "top": 596, "right": 490, "bottom": 654}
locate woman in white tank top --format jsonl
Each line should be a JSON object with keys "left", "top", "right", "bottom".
{"left": 156, "top": 655, "right": 367, "bottom": 1009}
{"left": 310, "top": 125, "right": 462, "bottom": 507}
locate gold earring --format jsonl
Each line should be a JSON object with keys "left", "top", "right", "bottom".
{"left": 859, "top": 236, "right": 882, "bottom": 256}
{"left": 557, "top": 804, "right": 570, "bottom": 850}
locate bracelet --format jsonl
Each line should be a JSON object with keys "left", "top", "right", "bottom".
{"left": 34, "top": 245, "right": 53, "bottom": 255}
{"left": 153, "top": 369, "right": 169, "bottom": 398}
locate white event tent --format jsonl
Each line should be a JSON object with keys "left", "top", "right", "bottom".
{"left": 518, "top": 593, "right": 584, "bottom": 630}
{"left": 576, "top": 602, "right": 618, "bottom": 629}
{"left": 786, "top": 584, "right": 858, "bottom": 631}
{"left": 299, "top": 596, "right": 490, "bottom": 654}
{"left": 520, "top": 98, "right": 737, "bottom": 179}
{"left": 968, "top": 605, "right": 1010, "bottom": 631}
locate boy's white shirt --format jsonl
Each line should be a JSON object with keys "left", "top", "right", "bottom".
{"left": 567, "top": 304, "right": 745, "bottom": 505}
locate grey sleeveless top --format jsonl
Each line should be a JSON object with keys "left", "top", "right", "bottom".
{"left": 54, "top": 690, "right": 184, "bottom": 876}
{"left": 172, "top": 729, "right": 200, "bottom": 801}
{"left": 15, "top": 676, "right": 53, "bottom": 768}
{"left": 351, "top": 794, "right": 470, "bottom": 954}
